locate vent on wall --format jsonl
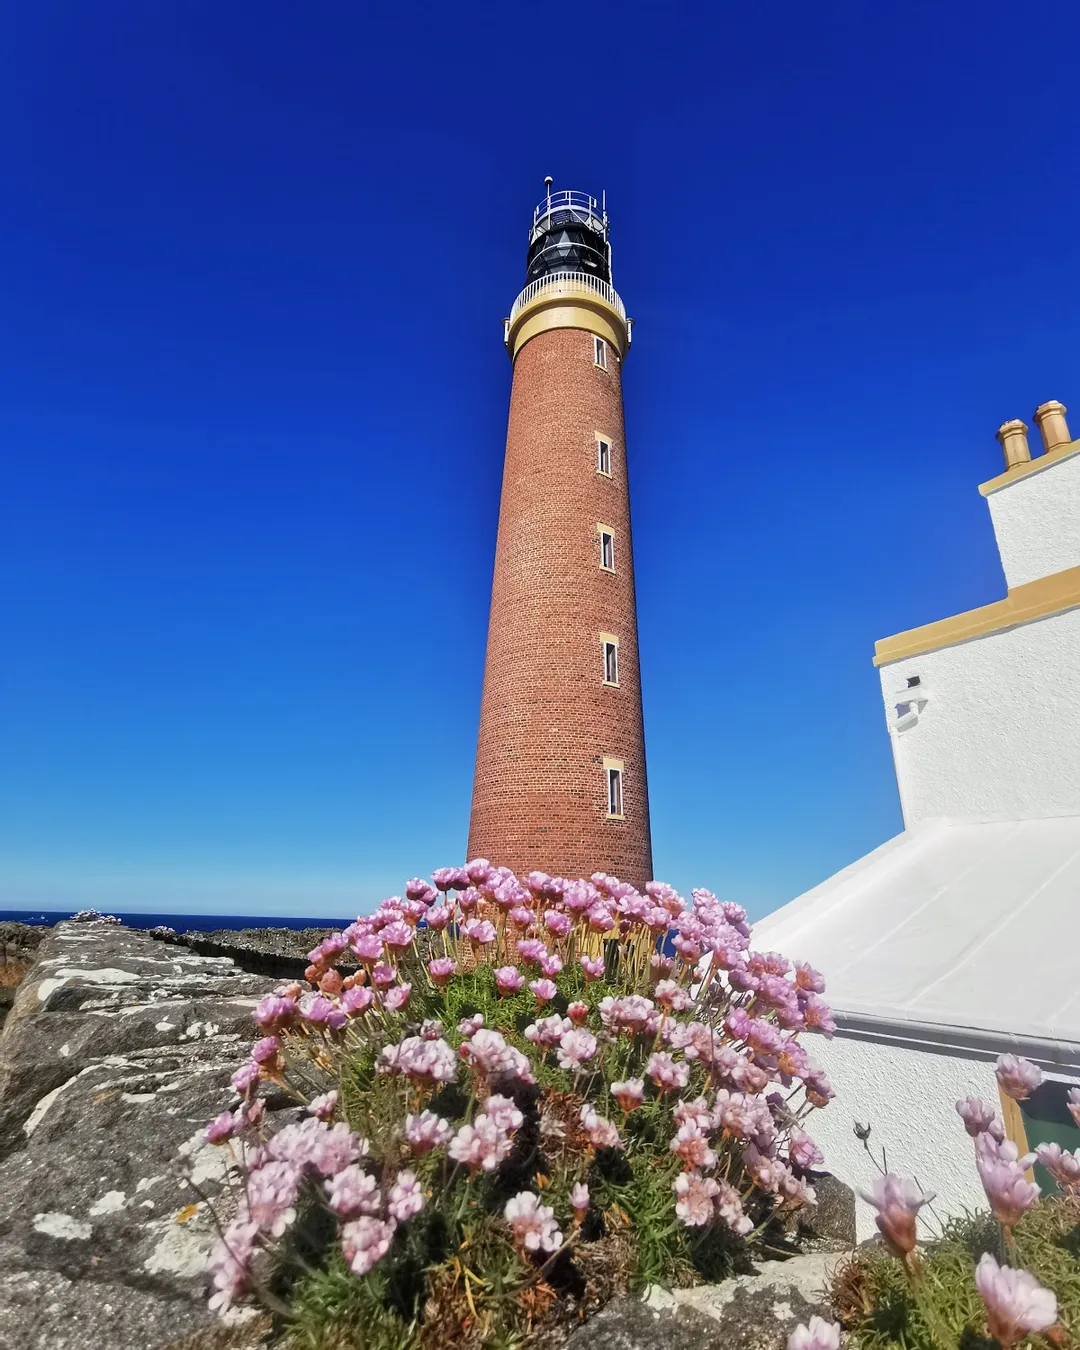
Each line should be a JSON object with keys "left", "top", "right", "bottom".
{"left": 892, "top": 675, "right": 930, "bottom": 733}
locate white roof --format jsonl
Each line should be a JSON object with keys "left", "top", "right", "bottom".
{"left": 753, "top": 815, "right": 1080, "bottom": 1052}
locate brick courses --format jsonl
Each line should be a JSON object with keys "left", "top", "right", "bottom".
{"left": 468, "top": 325, "right": 653, "bottom": 889}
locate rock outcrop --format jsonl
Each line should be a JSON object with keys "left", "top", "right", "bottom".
{"left": 565, "top": 1252, "right": 845, "bottom": 1350}
{"left": 0, "top": 920, "right": 276, "bottom": 1350}
{"left": 0, "top": 922, "right": 48, "bottom": 1032}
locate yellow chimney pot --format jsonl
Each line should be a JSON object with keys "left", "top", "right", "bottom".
{"left": 996, "top": 419, "right": 1031, "bottom": 471}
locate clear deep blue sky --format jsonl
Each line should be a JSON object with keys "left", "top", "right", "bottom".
{"left": 3, "top": 2, "right": 1079, "bottom": 920}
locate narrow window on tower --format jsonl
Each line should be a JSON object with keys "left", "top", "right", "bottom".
{"left": 596, "top": 435, "right": 612, "bottom": 476}
{"left": 598, "top": 526, "right": 615, "bottom": 572}
{"left": 601, "top": 634, "right": 620, "bottom": 686}
{"left": 604, "top": 758, "right": 625, "bottom": 818}
{"left": 594, "top": 336, "right": 608, "bottom": 369}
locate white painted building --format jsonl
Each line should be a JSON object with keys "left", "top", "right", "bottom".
{"left": 755, "top": 400, "right": 1080, "bottom": 1238}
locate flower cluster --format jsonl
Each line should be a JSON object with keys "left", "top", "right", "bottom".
{"left": 201, "top": 862, "right": 834, "bottom": 1335}
{"left": 846, "top": 1051, "right": 1070, "bottom": 1348}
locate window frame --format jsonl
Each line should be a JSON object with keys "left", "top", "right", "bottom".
{"left": 597, "top": 524, "right": 615, "bottom": 573}
{"left": 596, "top": 434, "right": 612, "bottom": 477}
{"left": 601, "top": 633, "right": 620, "bottom": 687}
{"left": 594, "top": 336, "right": 608, "bottom": 369}
{"left": 603, "top": 758, "right": 625, "bottom": 818}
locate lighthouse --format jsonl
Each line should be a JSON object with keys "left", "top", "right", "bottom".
{"left": 468, "top": 183, "right": 652, "bottom": 888}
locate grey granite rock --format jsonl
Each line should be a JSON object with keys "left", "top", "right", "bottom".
{"left": 566, "top": 1253, "right": 843, "bottom": 1350}
{"left": 0, "top": 920, "right": 279, "bottom": 1349}
{"left": 800, "top": 1171, "right": 857, "bottom": 1249}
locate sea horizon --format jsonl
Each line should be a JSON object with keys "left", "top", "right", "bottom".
{"left": 0, "top": 909, "right": 351, "bottom": 933}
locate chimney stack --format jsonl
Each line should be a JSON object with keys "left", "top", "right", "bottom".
{"left": 1033, "top": 400, "right": 1071, "bottom": 454}
{"left": 996, "top": 419, "right": 1032, "bottom": 471}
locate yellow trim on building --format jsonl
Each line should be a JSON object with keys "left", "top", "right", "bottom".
{"left": 506, "top": 280, "right": 629, "bottom": 361}
{"left": 978, "top": 439, "right": 1080, "bottom": 496}
{"left": 874, "top": 563, "right": 1080, "bottom": 666}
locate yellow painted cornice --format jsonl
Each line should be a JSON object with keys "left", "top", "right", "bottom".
{"left": 506, "top": 277, "right": 629, "bottom": 361}
{"left": 874, "top": 563, "right": 1080, "bottom": 667}
{"left": 978, "top": 439, "right": 1080, "bottom": 496}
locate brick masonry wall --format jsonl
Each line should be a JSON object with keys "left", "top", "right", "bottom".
{"left": 468, "top": 325, "right": 653, "bottom": 889}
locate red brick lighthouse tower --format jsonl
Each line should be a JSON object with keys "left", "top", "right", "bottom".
{"left": 469, "top": 183, "right": 652, "bottom": 888}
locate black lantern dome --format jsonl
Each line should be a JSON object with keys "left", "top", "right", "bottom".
{"left": 525, "top": 180, "right": 611, "bottom": 285}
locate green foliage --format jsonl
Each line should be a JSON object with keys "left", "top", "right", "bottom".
{"left": 830, "top": 1196, "right": 1080, "bottom": 1349}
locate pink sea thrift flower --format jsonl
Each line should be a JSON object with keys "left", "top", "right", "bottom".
{"left": 786, "top": 1317, "right": 841, "bottom": 1350}
{"left": 404, "top": 1111, "right": 453, "bottom": 1155}
{"left": 525, "top": 1014, "right": 571, "bottom": 1048}
{"left": 383, "top": 982, "right": 412, "bottom": 1012}
{"left": 995, "top": 1053, "right": 1043, "bottom": 1102}
{"left": 788, "top": 1127, "right": 824, "bottom": 1172}
{"left": 495, "top": 966, "right": 525, "bottom": 995}
{"left": 351, "top": 934, "right": 383, "bottom": 963}
{"left": 566, "top": 1000, "right": 589, "bottom": 1024}
{"left": 858, "top": 1174, "right": 935, "bottom": 1257}
{"left": 484, "top": 1094, "right": 524, "bottom": 1134}
{"left": 309, "top": 1122, "right": 366, "bottom": 1177}
{"left": 427, "top": 957, "right": 457, "bottom": 987}
{"left": 382, "top": 1035, "right": 457, "bottom": 1086}
{"left": 325, "top": 1164, "right": 380, "bottom": 1219}
{"left": 654, "top": 979, "right": 694, "bottom": 1012}
{"left": 464, "top": 918, "right": 497, "bottom": 946}
{"left": 252, "top": 993, "right": 297, "bottom": 1033}
{"left": 341, "top": 985, "right": 374, "bottom": 1015}
{"left": 1035, "top": 1142, "right": 1080, "bottom": 1190}
{"left": 610, "top": 1079, "right": 646, "bottom": 1113}
{"left": 599, "top": 994, "right": 655, "bottom": 1035}
{"left": 307, "top": 1090, "right": 338, "bottom": 1121}
{"left": 231, "top": 1062, "right": 260, "bottom": 1096}
{"left": 207, "top": 1218, "right": 259, "bottom": 1313}
{"left": 580, "top": 1104, "right": 622, "bottom": 1149}
{"left": 341, "top": 1216, "right": 397, "bottom": 1276}
{"left": 205, "top": 1109, "right": 237, "bottom": 1144}
{"left": 714, "top": 1178, "right": 754, "bottom": 1235}
{"left": 556, "top": 1028, "right": 598, "bottom": 1071}
{"left": 388, "top": 1169, "right": 425, "bottom": 1223}
{"left": 977, "top": 1150, "right": 1040, "bottom": 1227}
{"left": 461, "top": 1028, "right": 535, "bottom": 1084}
{"left": 671, "top": 1123, "right": 717, "bottom": 1170}
{"left": 425, "top": 903, "right": 453, "bottom": 930}
{"left": 580, "top": 954, "right": 605, "bottom": 980}
{"left": 380, "top": 920, "right": 414, "bottom": 951}
{"left": 673, "top": 1171, "right": 720, "bottom": 1226}
{"left": 793, "top": 962, "right": 826, "bottom": 994}
{"left": 458, "top": 1013, "right": 484, "bottom": 1038}
{"left": 449, "top": 1116, "right": 512, "bottom": 1172}
{"left": 645, "top": 1051, "right": 689, "bottom": 1093}
{"left": 371, "top": 963, "right": 397, "bottom": 988}
{"left": 243, "top": 1159, "right": 300, "bottom": 1237}
{"left": 539, "top": 952, "right": 564, "bottom": 977}
{"left": 570, "top": 1182, "right": 589, "bottom": 1222}
{"left": 529, "top": 978, "right": 557, "bottom": 1004}
{"left": 975, "top": 1252, "right": 1057, "bottom": 1348}
{"left": 956, "top": 1096, "right": 1001, "bottom": 1138}
{"left": 504, "top": 1191, "right": 563, "bottom": 1253}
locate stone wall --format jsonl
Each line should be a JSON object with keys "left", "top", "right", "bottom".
{"left": 0, "top": 919, "right": 278, "bottom": 1350}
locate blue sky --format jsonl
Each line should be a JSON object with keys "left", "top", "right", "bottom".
{"left": 3, "top": 1, "right": 1079, "bottom": 920}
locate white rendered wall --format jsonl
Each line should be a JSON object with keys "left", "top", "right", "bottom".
{"left": 805, "top": 1035, "right": 1079, "bottom": 1241}
{"left": 987, "top": 448, "right": 1080, "bottom": 588}
{"left": 879, "top": 605, "right": 1080, "bottom": 825}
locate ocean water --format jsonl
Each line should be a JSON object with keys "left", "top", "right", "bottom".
{"left": 0, "top": 910, "right": 350, "bottom": 933}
